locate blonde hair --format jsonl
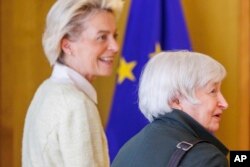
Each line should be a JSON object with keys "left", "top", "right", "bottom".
{"left": 42, "top": 0, "right": 120, "bottom": 66}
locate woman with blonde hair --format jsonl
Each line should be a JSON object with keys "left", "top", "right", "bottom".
{"left": 22, "top": 0, "right": 119, "bottom": 166}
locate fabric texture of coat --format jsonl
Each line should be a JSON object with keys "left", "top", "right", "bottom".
{"left": 112, "top": 109, "right": 229, "bottom": 167}
{"left": 22, "top": 63, "right": 109, "bottom": 167}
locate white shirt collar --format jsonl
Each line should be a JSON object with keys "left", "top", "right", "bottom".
{"left": 51, "top": 63, "right": 98, "bottom": 104}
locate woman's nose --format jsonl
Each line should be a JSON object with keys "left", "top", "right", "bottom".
{"left": 218, "top": 92, "right": 228, "bottom": 110}
{"left": 109, "top": 38, "right": 119, "bottom": 53}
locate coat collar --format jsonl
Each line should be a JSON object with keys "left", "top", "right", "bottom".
{"left": 155, "top": 109, "right": 229, "bottom": 155}
{"left": 50, "top": 63, "right": 98, "bottom": 104}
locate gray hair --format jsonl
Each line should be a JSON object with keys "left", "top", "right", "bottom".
{"left": 42, "top": 0, "right": 118, "bottom": 66}
{"left": 138, "top": 51, "right": 226, "bottom": 122}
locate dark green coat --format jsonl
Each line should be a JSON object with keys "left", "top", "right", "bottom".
{"left": 111, "top": 109, "right": 229, "bottom": 167}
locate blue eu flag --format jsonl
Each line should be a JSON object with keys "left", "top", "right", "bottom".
{"left": 106, "top": 0, "right": 192, "bottom": 161}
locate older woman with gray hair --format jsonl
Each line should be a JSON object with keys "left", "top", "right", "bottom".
{"left": 22, "top": 0, "right": 119, "bottom": 166}
{"left": 112, "top": 51, "right": 229, "bottom": 167}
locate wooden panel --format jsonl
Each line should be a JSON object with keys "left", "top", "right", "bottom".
{"left": 0, "top": 127, "right": 13, "bottom": 167}
{"left": 1, "top": 0, "right": 14, "bottom": 166}
{"left": 1, "top": 0, "right": 53, "bottom": 166}
{"left": 239, "top": 0, "right": 250, "bottom": 149}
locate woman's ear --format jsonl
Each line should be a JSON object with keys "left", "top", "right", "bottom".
{"left": 169, "top": 98, "right": 182, "bottom": 110}
{"left": 61, "top": 38, "right": 72, "bottom": 56}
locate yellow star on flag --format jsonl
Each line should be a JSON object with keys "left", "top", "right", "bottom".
{"left": 117, "top": 57, "right": 137, "bottom": 84}
{"left": 149, "top": 43, "right": 162, "bottom": 58}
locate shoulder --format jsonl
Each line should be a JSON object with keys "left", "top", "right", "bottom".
{"left": 112, "top": 124, "right": 182, "bottom": 167}
{"left": 38, "top": 79, "right": 93, "bottom": 105}
{"left": 29, "top": 79, "right": 97, "bottom": 119}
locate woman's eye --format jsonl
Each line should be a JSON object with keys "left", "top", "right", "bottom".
{"left": 114, "top": 33, "right": 118, "bottom": 40}
{"left": 98, "top": 35, "right": 107, "bottom": 41}
{"left": 210, "top": 89, "right": 217, "bottom": 94}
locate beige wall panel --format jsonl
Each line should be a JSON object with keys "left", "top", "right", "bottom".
{"left": 238, "top": 0, "right": 250, "bottom": 149}
{"left": 1, "top": 0, "right": 54, "bottom": 166}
